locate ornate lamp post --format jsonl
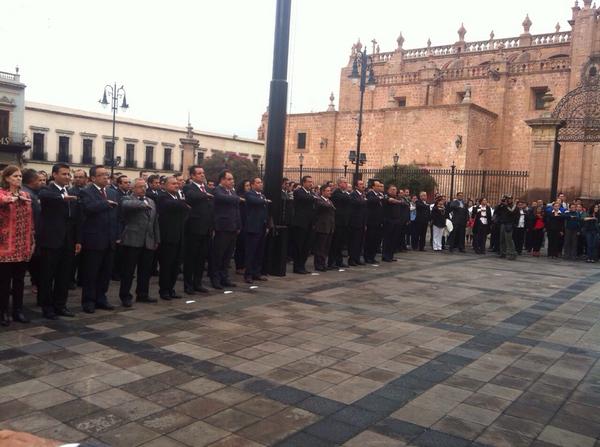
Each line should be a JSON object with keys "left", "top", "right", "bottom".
{"left": 348, "top": 45, "right": 376, "bottom": 182}
{"left": 99, "top": 83, "right": 129, "bottom": 177}
{"left": 393, "top": 153, "right": 399, "bottom": 183}
{"left": 298, "top": 152, "right": 304, "bottom": 183}
{"left": 343, "top": 160, "right": 348, "bottom": 177}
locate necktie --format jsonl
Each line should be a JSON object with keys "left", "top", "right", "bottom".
{"left": 100, "top": 188, "right": 107, "bottom": 200}
{"left": 61, "top": 188, "right": 72, "bottom": 217}
{"left": 200, "top": 184, "right": 206, "bottom": 193}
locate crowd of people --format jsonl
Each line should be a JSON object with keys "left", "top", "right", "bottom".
{"left": 1, "top": 163, "right": 598, "bottom": 327}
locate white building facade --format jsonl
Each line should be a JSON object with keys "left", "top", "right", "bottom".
{"left": 23, "top": 102, "right": 265, "bottom": 176}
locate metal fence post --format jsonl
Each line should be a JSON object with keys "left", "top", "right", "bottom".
{"left": 449, "top": 162, "right": 456, "bottom": 199}
{"left": 480, "top": 169, "right": 487, "bottom": 197}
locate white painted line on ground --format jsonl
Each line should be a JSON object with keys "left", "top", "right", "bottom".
{"left": 185, "top": 300, "right": 195, "bottom": 304}
{"left": 224, "top": 290, "right": 234, "bottom": 294}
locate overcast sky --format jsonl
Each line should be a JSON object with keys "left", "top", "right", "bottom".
{"left": 3, "top": 0, "right": 570, "bottom": 138}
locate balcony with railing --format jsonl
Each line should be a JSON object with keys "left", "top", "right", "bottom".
{"left": 163, "top": 162, "right": 174, "bottom": 171}
{"left": 144, "top": 161, "right": 156, "bottom": 170}
{"left": 0, "top": 70, "right": 20, "bottom": 83}
{"left": 371, "top": 30, "right": 571, "bottom": 64}
{"left": 125, "top": 159, "right": 137, "bottom": 168}
{"left": 81, "top": 154, "right": 95, "bottom": 165}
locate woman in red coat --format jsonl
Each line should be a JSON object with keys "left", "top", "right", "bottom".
{"left": 0, "top": 165, "right": 34, "bottom": 326}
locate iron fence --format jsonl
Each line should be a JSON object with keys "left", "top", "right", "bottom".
{"left": 283, "top": 166, "right": 529, "bottom": 205}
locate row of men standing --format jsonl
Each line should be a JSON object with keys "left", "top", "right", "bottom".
{"left": 28, "top": 163, "right": 270, "bottom": 318}
{"left": 285, "top": 176, "right": 432, "bottom": 273}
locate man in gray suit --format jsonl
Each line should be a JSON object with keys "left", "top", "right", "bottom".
{"left": 118, "top": 178, "right": 160, "bottom": 306}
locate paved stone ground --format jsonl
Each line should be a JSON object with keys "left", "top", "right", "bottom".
{"left": 1, "top": 251, "right": 600, "bottom": 447}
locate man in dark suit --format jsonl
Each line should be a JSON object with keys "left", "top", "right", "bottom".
{"left": 79, "top": 165, "right": 119, "bottom": 313}
{"left": 119, "top": 178, "right": 160, "bottom": 306}
{"left": 22, "top": 169, "right": 42, "bottom": 297}
{"left": 145, "top": 174, "right": 161, "bottom": 202}
{"left": 211, "top": 170, "right": 242, "bottom": 289}
{"left": 364, "top": 180, "right": 385, "bottom": 264}
{"left": 397, "top": 188, "right": 411, "bottom": 252}
{"left": 37, "top": 164, "right": 80, "bottom": 319}
{"left": 69, "top": 169, "right": 88, "bottom": 288}
{"left": 291, "top": 176, "right": 317, "bottom": 274}
{"left": 183, "top": 166, "right": 213, "bottom": 294}
{"left": 328, "top": 178, "right": 351, "bottom": 268}
{"left": 313, "top": 185, "right": 336, "bottom": 271}
{"left": 382, "top": 184, "right": 402, "bottom": 262}
{"left": 348, "top": 179, "right": 368, "bottom": 266}
{"left": 157, "top": 176, "right": 189, "bottom": 300}
{"left": 413, "top": 191, "right": 431, "bottom": 251}
{"left": 448, "top": 192, "right": 469, "bottom": 252}
{"left": 112, "top": 175, "right": 131, "bottom": 281}
{"left": 243, "top": 177, "right": 270, "bottom": 284}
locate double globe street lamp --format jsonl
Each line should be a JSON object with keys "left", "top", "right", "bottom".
{"left": 348, "top": 45, "right": 376, "bottom": 182}
{"left": 99, "top": 83, "right": 129, "bottom": 177}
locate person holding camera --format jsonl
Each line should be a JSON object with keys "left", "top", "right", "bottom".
{"left": 495, "top": 195, "right": 519, "bottom": 260}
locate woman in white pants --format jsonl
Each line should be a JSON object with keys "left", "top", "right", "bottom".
{"left": 431, "top": 198, "right": 447, "bottom": 251}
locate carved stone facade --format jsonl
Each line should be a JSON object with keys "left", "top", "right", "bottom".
{"left": 261, "top": 2, "right": 600, "bottom": 198}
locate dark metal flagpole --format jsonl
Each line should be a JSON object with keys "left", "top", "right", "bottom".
{"left": 263, "top": 0, "right": 292, "bottom": 276}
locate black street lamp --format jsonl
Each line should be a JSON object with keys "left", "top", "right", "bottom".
{"left": 348, "top": 150, "right": 367, "bottom": 182}
{"left": 260, "top": 161, "right": 264, "bottom": 178}
{"left": 298, "top": 152, "right": 304, "bottom": 183}
{"left": 393, "top": 153, "right": 399, "bottom": 183}
{"left": 99, "top": 83, "right": 129, "bottom": 177}
{"left": 348, "top": 45, "right": 376, "bottom": 182}
{"left": 343, "top": 160, "right": 348, "bottom": 177}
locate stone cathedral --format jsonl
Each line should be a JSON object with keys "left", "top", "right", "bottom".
{"left": 259, "top": 1, "right": 600, "bottom": 199}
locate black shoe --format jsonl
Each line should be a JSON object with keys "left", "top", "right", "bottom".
{"left": 244, "top": 277, "right": 254, "bottom": 284}
{"left": 348, "top": 261, "right": 358, "bottom": 267}
{"left": 121, "top": 300, "right": 133, "bottom": 308}
{"left": 184, "top": 287, "right": 196, "bottom": 295}
{"left": 56, "top": 307, "right": 75, "bottom": 317}
{"left": 160, "top": 294, "right": 172, "bottom": 301}
{"left": 293, "top": 269, "right": 309, "bottom": 274}
{"left": 194, "top": 286, "right": 210, "bottom": 293}
{"left": 252, "top": 276, "right": 268, "bottom": 281}
{"left": 0, "top": 311, "right": 9, "bottom": 327}
{"left": 221, "top": 281, "right": 237, "bottom": 288}
{"left": 137, "top": 296, "right": 158, "bottom": 303}
{"left": 43, "top": 311, "right": 59, "bottom": 320}
{"left": 82, "top": 304, "right": 95, "bottom": 314}
{"left": 211, "top": 279, "right": 223, "bottom": 290}
{"left": 96, "top": 302, "right": 115, "bottom": 311}
{"left": 170, "top": 291, "right": 182, "bottom": 299}
{"left": 12, "top": 311, "right": 30, "bottom": 323}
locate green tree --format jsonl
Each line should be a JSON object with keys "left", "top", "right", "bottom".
{"left": 374, "top": 164, "right": 437, "bottom": 195}
{"left": 201, "top": 153, "right": 259, "bottom": 184}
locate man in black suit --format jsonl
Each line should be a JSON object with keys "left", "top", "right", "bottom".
{"left": 291, "top": 176, "right": 317, "bottom": 274}
{"left": 145, "top": 174, "right": 161, "bottom": 202}
{"left": 243, "top": 177, "right": 270, "bottom": 284}
{"left": 348, "top": 179, "right": 368, "bottom": 266}
{"left": 37, "top": 164, "right": 80, "bottom": 319}
{"left": 22, "top": 169, "right": 42, "bottom": 297}
{"left": 157, "top": 176, "right": 189, "bottom": 300}
{"left": 313, "top": 185, "right": 336, "bottom": 271}
{"left": 211, "top": 170, "right": 242, "bottom": 289}
{"left": 413, "top": 191, "right": 431, "bottom": 251}
{"left": 328, "top": 178, "right": 351, "bottom": 268}
{"left": 79, "top": 165, "right": 119, "bottom": 313}
{"left": 364, "top": 180, "right": 385, "bottom": 264}
{"left": 382, "top": 184, "right": 402, "bottom": 262}
{"left": 69, "top": 169, "right": 88, "bottom": 288}
{"left": 448, "top": 192, "right": 468, "bottom": 252}
{"left": 397, "top": 188, "right": 411, "bottom": 252}
{"left": 112, "top": 175, "right": 131, "bottom": 281}
{"left": 183, "top": 166, "right": 214, "bottom": 294}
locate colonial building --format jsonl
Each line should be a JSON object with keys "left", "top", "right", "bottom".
{"left": 262, "top": 1, "right": 600, "bottom": 198}
{"left": 0, "top": 68, "right": 30, "bottom": 166}
{"left": 24, "top": 102, "right": 265, "bottom": 177}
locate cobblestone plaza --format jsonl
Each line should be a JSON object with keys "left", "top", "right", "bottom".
{"left": 1, "top": 251, "right": 599, "bottom": 446}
